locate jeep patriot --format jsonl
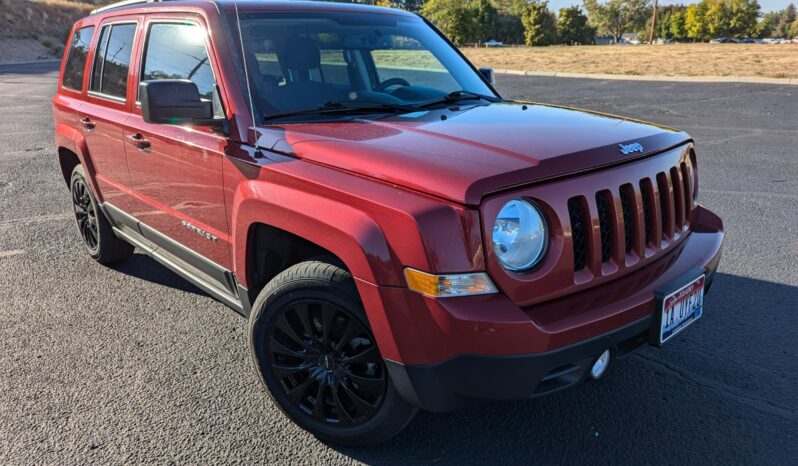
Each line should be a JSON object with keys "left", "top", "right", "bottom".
{"left": 53, "top": 0, "right": 724, "bottom": 444}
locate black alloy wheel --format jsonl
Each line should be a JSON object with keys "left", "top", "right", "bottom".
{"left": 248, "top": 260, "right": 417, "bottom": 445}
{"left": 71, "top": 177, "right": 99, "bottom": 252}
{"left": 268, "top": 299, "right": 386, "bottom": 425}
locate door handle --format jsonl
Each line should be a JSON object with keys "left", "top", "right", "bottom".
{"left": 78, "top": 117, "right": 95, "bottom": 130}
{"left": 126, "top": 133, "right": 151, "bottom": 151}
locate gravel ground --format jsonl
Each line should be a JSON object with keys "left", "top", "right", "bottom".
{"left": 0, "top": 61, "right": 796, "bottom": 464}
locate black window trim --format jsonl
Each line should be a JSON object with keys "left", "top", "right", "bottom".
{"left": 135, "top": 17, "right": 222, "bottom": 113}
{"left": 88, "top": 19, "right": 139, "bottom": 104}
{"left": 61, "top": 25, "right": 96, "bottom": 93}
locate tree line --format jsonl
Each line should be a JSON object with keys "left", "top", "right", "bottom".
{"left": 344, "top": 0, "right": 798, "bottom": 45}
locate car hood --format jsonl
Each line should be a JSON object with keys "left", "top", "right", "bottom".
{"left": 253, "top": 102, "right": 690, "bottom": 205}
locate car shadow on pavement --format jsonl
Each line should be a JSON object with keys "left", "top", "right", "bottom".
{"left": 110, "top": 252, "right": 208, "bottom": 297}
{"left": 326, "top": 272, "right": 798, "bottom": 465}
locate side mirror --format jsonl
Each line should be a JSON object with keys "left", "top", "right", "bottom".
{"left": 478, "top": 67, "right": 495, "bottom": 85}
{"left": 139, "top": 79, "right": 217, "bottom": 125}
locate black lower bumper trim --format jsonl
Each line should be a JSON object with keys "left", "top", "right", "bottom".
{"left": 386, "top": 316, "right": 653, "bottom": 412}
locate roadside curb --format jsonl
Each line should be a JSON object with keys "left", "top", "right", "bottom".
{"left": 0, "top": 59, "right": 61, "bottom": 67}
{"left": 493, "top": 68, "right": 797, "bottom": 86}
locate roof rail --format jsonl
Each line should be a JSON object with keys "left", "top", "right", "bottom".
{"left": 90, "top": 0, "right": 165, "bottom": 15}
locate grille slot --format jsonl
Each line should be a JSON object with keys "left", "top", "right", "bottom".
{"left": 656, "top": 172, "right": 672, "bottom": 239}
{"left": 619, "top": 184, "right": 635, "bottom": 254}
{"left": 680, "top": 162, "right": 692, "bottom": 220}
{"left": 568, "top": 197, "right": 588, "bottom": 271}
{"left": 639, "top": 179, "right": 654, "bottom": 246}
{"left": 595, "top": 191, "right": 613, "bottom": 262}
{"left": 670, "top": 167, "right": 684, "bottom": 228}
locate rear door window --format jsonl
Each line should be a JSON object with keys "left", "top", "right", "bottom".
{"left": 62, "top": 26, "right": 95, "bottom": 91}
{"left": 140, "top": 22, "right": 222, "bottom": 117}
{"left": 90, "top": 23, "right": 137, "bottom": 100}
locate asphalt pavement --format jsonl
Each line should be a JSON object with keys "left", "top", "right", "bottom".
{"left": 0, "top": 61, "right": 796, "bottom": 464}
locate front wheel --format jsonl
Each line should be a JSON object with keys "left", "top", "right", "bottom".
{"left": 248, "top": 260, "right": 417, "bottom": 445}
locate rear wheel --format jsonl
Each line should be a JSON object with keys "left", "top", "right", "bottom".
{"left": 248, "top": 260, "right": 417, "bottom": 445}
{"left": 70, "top": 165, "right": 133, "bottom": 264}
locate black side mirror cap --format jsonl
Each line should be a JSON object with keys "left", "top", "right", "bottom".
{"left": 478, "top": 67, "right": 495, "bottom": 85}
{"left": 139, "top": 79, "right": 220, "bottom": 126}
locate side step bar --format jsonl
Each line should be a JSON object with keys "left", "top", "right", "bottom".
{"left": 101, "top": 203, "right": 247, "bottom": 315}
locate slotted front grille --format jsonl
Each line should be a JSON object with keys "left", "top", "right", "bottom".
{"left": 568, "top": 157, "right": 694, "bottom": 276}
{"left": 568, "top": 197, "right": 587, "bottom": 271}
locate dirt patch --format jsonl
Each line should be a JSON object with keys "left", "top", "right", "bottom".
{"left": 0, "top": 0, "right": 98, "bottom": 63}
{"left": 462, "top": 44, "right": 798, "bottom": 79}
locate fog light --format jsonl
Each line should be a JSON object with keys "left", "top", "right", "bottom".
{"left": 590, "top": 350, "right": 611, "bottom": 379}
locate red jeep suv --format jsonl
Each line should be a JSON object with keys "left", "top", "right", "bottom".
{"left": 53, "top": 0, "right": 723, "bottom": 445}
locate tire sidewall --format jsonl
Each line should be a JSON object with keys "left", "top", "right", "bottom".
{"left": 70, "top": 165, "right": 102, "bottom": 258}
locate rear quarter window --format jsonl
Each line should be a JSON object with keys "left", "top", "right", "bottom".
{"left": 62, "top": 26, "right": 95, "bottom": 91}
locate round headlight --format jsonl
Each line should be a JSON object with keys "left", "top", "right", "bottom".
{"left": 492, "top": 199, "right": 547, "bottom": 271}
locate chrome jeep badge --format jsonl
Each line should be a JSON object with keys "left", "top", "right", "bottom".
{"left": 619, "top": 142, "right": 644, "bottom": 155}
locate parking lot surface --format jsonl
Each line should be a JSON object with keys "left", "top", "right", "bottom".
{"left": 0, "top": 61, "right": 796, "bottom": 464}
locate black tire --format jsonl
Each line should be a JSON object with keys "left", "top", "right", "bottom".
{"left": 248, "top": 260, "right": 417, "bottom": 446}
{"left": 70, "top": 165, "right": 134, "bottom": 264}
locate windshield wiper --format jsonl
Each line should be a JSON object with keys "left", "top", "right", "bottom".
{"left": 417, "top": 90, "right": 500, "bottom": 109}
{"left": 263, "top": 101, "right": 417, "bottom": 122}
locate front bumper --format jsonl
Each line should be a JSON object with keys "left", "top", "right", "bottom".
{"left": 355, "top": 205, "right": 723, "bottom": 412}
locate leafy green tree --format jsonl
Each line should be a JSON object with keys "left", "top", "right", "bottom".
{"left": 522, "top": 1, "right": 558, "bottom": 45}
{"left": 472, "top": 0, "right": 499, "bottom": 42}
{"left": 420, "top": 0, "right": 477, "bottom": 44}
{"left": 727, "top": 0, "right": 759, "bottom": 37}
{"left": 492, "top": 0, "right": 529, "bottom": 43}
{"left": 792, "top": 17, "right": 798, "bottom": 39}
{"left": 775, "top": 3, "right": 796, "bottom": 38}
{"left": 755, "top": 11, "right": 781, "bottom": 38}
{"left": 583, "top": 0, "right": 652, "bottom": 43}
{"left": 685, "top": 2, "right": 709, "bottom": 41}
{"left": 669, "top": 9, "right": 688, "bottom": 40}
{"left": 557, "top": 6, "right": 595, "bottom": 44}
{"left": 705, "top": 0, "right": 731, "bottom": 37}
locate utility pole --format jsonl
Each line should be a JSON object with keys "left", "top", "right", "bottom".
{"left": 649, "top": 0, "right": 658, "bottom": 44}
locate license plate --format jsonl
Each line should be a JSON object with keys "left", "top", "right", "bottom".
{"left": 658, "top": 274, "right": 705, "bottom": 344}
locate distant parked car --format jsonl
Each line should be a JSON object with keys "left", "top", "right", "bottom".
{"left": 710, "top": 37, "right": 735, "bottom": 44}
{"left": 738, "top": 37, "right": 755, "bottom": 44}
{"left": 484, "top": 39, "right": 504, "bottom": 47}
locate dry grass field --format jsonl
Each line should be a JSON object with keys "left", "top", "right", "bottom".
{"left": 461, "top": 44, "right": 798, "bottom": 79}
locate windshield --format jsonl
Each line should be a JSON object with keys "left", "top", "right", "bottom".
{"left": 229, "top": 11, "right": 498, "bottom": 121}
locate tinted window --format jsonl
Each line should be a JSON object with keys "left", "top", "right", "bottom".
{"left": 90, "top": 23, "right": 137, "bottom": 99}
{"left": 62, "top": 26, "right": 95, "bottom": 90}
{"left": 141, "top": 22, "right": 220, "bottom": 115}
{"left": 234, "top": 12, "right": 496, "bottom": 118}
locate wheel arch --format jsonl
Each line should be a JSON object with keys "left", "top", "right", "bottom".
{"left": 232, "top": 183, "right": 403, "bottom": 293}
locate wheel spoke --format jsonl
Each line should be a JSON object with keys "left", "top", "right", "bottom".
{"left": 312, "top": 381, "right": 327, "bottom": 420}
{"left": 271, "top": 363, "right": 310, "bottom": 379}
{"left": 270, "top": 338, "right": 313, "bottom": 361}
{"left": 292, "top": 302, "right": 315, "bottom": 340}
{"left": 275, "top": 314, "right": 309, "bottom": 349}
{"left": 333, "top": 317, "right": 360, "bottom": 353}
{"left": 340, "top": 345, "right": 379, "bottom": 365}
{"left": 321, "top": 305, "right": 335, "bottom": 345}
{"left": 339, "top": 377, "right": 378, "bottom": 417}
{"left": 341, "top": 368, "right": 385, "bottom": 397}
{"left": 286, "top": 376, "right": 315, "bottom": 405}
{"left": 330, "top": 381, "right": 356, "bottom": 424}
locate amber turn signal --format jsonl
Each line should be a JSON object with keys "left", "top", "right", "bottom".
{"left": 404, "top": 268, "right": 498, "bottom": 298}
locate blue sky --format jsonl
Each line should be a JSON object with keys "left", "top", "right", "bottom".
{"left": 546, "top": 0, "right": 793, "bottom": 13}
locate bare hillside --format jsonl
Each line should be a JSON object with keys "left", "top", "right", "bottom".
{"left": 0, "top": 0, "right": 112, "bottom": 63}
